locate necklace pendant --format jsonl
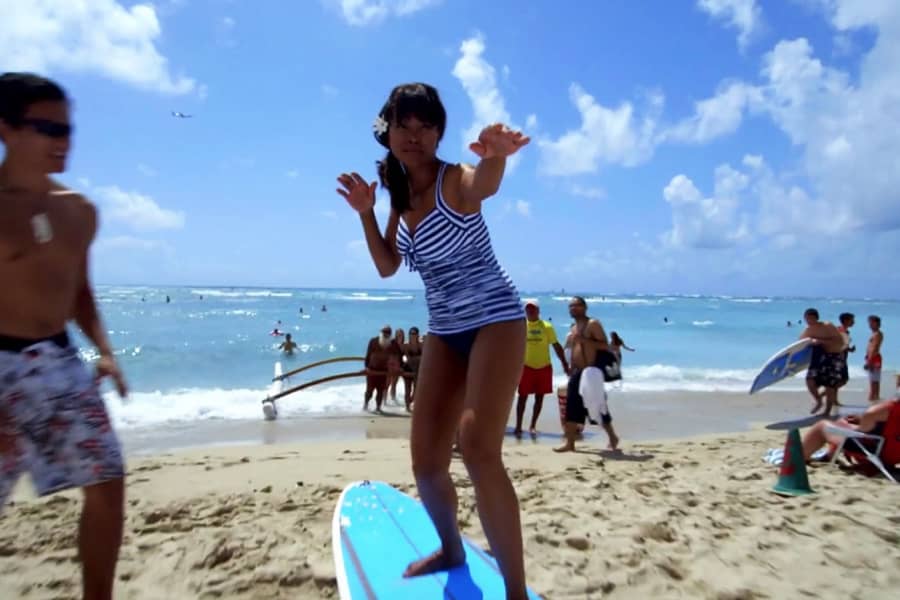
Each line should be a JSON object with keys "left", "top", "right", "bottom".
{"left": 31, "top": 213, "right": 53, "bottom": 243}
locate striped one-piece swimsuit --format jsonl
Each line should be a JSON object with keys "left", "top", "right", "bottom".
{"left": 396, "top": 162, "right": 523, "bottom": 336}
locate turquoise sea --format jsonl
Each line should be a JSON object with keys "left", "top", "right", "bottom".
{"left": 78, "top": 285, "right": 898, "bottom": 432}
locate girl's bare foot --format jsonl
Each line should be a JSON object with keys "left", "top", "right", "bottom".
{"left": 403, "top": 545, "right": 466, "bottom": 578}
{"left": 553, "top": 443, "right": 575, "bottom": 453}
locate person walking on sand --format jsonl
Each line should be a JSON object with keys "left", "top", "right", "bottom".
{"left": 0, "top": 72, "right": 128, "bottom": 600}
{"left": 363, "top": 325, "right": 402, "bottom": 413}
{"left": 401, "top": 327, "right": 423, "bottom": 411}
{"left": 387, "top": 327, "right": 406, "bottom": 404}
{"left": 554, "top": 296, "right": 620, "bottom": 453}
{"left": 337, "top": 82, "right": 530, "bottom": 599}
{"left": 514, "top": 300, "right": 569, "bottom": 437}
{"left": 800, "top": 308, "right": 845, "bottom": 417}
{"left": 865, "top": 315, "right": 884, "bottom": 401}
{"left": 834, "top": 312, "right": 856, "bottom": 404}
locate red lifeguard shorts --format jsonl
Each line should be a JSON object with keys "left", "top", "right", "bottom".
{"left": 518, "top": 365, "right": 553, "bottom": 396}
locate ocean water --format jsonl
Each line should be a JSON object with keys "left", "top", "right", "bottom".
{"left": 79, "top": 285, "right": 899, "bottom": 431}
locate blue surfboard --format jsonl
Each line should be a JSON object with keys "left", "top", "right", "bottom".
{"left": 333, "top": 480, "right": 543, "bottom": 599}
{"left": 749, "top": 338, "right": 815, "bottom": 394}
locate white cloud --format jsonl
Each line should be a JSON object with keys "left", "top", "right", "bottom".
{"left": 662, "top": 166, "right": 751, "bottom": 249}
{"left": 95, "top": 186, "right": 185, "bottom": 231}
{"left": 554, "top": 1, "right": 900, "bottom": 237}
{"left": 285, "top": 169, "right": 300, "bottom": 178}
{"left": 330, "top": 0, "right": 441, "bottom": 26}
{"left": 696, "top": 0, "right": 763, "bottom": 49}
{"left": 321, "top": 210, "right": 338, "bottom": 219}
{"left": 137, "top": 163, "right": 157, "bottom": 177}
{"left": 514, "top": 199, "right": 531, "bottom": 218}
{"left": 374, "top": 190, "right": 390, "bottom": 219}
{"left": 742, "top": 154, "right": 763, "bottom": 169}
{"left": 662, "top": 81, "right": 763, "bottom": 144}
{"left": 665, "top": 154, "right": 848, "bottom": 251}
{"left": 525, "top": 114, "right": 538, "bottom": 130}
{"left": 451, "top": 33, "right": 522, "bottom": 168}
{"left": 321, "top": 84, "right": 339, "bottom": 97}
{"left": 95, "top": 235, "right": 171, "bottom": 253}
{"left": 216, "top": 16, "right": 237, "bottom": 47}
{"left": 0, "top": 0, "right": 197, "bottom": 95}
{"left": 537, "top": 84, "right": 662, "bottom": 176}
{"left": 754, "top": 22, "right": 900, "bottom": 231}
{"left": 569, "top": 184, "right": 606, "bottom": 200}
{"left": 562, "top": 248, "right": 640, "bottom": 278}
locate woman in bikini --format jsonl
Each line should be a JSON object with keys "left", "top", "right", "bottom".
{"left": 337, "top": 82, "right": 530, "bottom": 599}
{"left": 387, "top": 327, "right": 406, "bottom": 403}
{"left": 402, "top": 326, "right": 423, "bottom": 410}
{"left": 609, "top": 331, "right": 634, "bottom": 364}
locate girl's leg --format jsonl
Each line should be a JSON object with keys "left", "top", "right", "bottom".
{"left": 458, "top": 319, "right": 528, "bottom": 599}
{"left": 404, "top": 335, "right": 468, "bottom": 576}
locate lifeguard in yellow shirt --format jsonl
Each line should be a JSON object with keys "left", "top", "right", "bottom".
{"left": 515, "top": 300, "right": 569, "bottom": 436}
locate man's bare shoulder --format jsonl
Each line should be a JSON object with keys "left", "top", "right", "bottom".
{"left": 52, "top": 187, "right": 97, "bottom": 221}
{"left": 51, "top": 186, "right": 94, "bottom": 208}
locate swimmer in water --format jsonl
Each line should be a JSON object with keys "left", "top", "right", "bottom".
{"left": 279, "top": 333, "right": 298, "bottom": 355}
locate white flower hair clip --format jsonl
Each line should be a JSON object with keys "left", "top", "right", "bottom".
{"left": 373, "top": 115, "right": 389, "bottom": 136}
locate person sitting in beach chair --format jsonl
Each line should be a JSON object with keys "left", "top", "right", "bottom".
{"left": 801, "top": 398, "right": 900, "bottom": 481}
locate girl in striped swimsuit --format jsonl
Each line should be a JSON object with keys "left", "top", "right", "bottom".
{"left": 337, "top": 83, "right": 530, "bottom": 599}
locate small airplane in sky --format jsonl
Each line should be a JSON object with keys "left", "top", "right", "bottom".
{"left": 171, "top": 111, "right": 193, "bottom": 118}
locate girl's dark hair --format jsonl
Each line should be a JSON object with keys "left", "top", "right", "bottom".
{"left": 373, "top": 83, "right": 446, "bottom": 214}
{"left": 611, "top": 332, "right": 624, "bottom": 346}
{"left": 0, "top": 72, "right": 67, "bottom": 127}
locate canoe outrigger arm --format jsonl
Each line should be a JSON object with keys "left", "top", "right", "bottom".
{"left": 262, "top": 357, "right": 387, "bottom": 419}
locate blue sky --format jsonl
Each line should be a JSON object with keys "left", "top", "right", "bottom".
{"left": 3, "top": 0, "right": 898, "bottom": 298}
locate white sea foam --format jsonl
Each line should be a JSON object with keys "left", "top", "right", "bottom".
{"left": 102, "top": 363, "right": 870, "bottom": 430}
{"left": 103, "top": 382, "right": 367, "bottom": 429}
{"left": 190, "top": 289, "right": 293, "bottom": 298}
{"left": 336, "top": 294, "right": 415, "bottom": 301}
{"left": 550, "top": 296, "right": 659, "bottom": 305}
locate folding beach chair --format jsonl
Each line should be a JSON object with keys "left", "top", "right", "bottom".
{"left": 825, "top": 400, "right": 900, "bottom": 483}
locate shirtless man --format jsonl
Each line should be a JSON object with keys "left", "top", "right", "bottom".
{"left": 800, "top": 308, "right": 845, "bottom": 417}
{"left": 836, "top": 312, "right": 855, "bottom": 392}
{"left": 865, "top": 315, "right": 884, "bottom": 401}
{"left": 278, "top": 332, "right": 298, "bottom": 355}
{"left": 363, "top": 325, "right": 401, "bottom": 412}
{"left": 554, "top": 296, "right": 620, "bottom": 452}
{"left": 0, "top": 72, "right": 127, "bottom": 600}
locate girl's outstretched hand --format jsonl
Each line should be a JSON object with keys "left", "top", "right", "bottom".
{"left": 337, "top": 172, "right": 377, "bottom": 213}
{"left": 469, "top": 123, "right": 530, "bottom": 159}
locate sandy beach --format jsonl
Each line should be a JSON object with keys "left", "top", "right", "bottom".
{"left": 1, "top": 392, "right": 899, "bottom": 599}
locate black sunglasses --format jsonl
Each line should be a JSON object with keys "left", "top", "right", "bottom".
{"left": 21, "top": 118, "right": 73, "bottom": 139}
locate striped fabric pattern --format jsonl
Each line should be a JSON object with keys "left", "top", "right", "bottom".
{"left": 396, "top": 163, "right": 523, "bottom": 335}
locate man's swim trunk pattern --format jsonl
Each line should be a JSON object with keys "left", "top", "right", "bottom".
{"left": 0, "top": 337, "right": 124, "bottom": 511}
{"left": 808, "top": 351, "right": 846, "bottom": 390}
